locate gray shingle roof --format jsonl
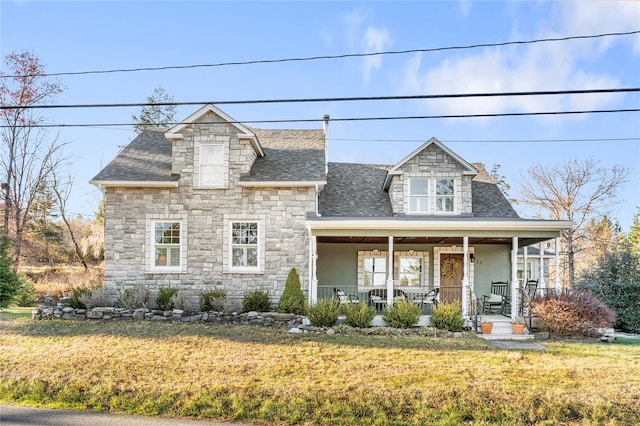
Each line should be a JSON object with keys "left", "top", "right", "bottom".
{"left": 318, "top": 161, "right": 519, "bottom": 218}
{"left": 91, "top": 130, "right": 176, "bottom": 183}
{"left": 319, "top": 163, "right": 393, "bottom": 217}
{"left": 241, "top": 128, "right": 326, "bottom": 182}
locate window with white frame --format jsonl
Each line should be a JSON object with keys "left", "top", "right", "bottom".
{"left": 399, "top": 257, "right": 423, "bottom": 287}
{"left": 409, "top": 178, "right": 429, "bottom": 213}
{"left": 363, "top": 256, "right": 387, "bottom": 286}
{"left": 153, "top": 222, "right": 181, "bottom": 268}
{"left": 231, "top": 222, "right": 259, "bottom": 269}
{"left": 199, "top": 143, "right": 224, "bottom": 186}
{"left": 436, "top": 179, "right": 455, "bottom": 213}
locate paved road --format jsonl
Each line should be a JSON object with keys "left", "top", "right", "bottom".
{"left": 0, "top": 405, "right": 258, "bottom": 426}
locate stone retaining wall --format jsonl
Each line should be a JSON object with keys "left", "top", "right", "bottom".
{"left": 32, "top": 305, "right": 305, "bottom": 328}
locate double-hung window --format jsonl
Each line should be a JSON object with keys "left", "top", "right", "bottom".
{"left": 409, "top": 178, "right": 429, "bottom": 214}
{"left": 436, "top": 179, "right": 455, "bottom": 213}
{"left": 399, "top": 257, "right": 423, "bottom": 287}
{"left": 200, "top": 143, "right": 224, "bottom": 186}
{"left": 363, "top": 256, "right": 387, "bottom": 286}
{"left": 153, "top": 222, "right": 181, "bottom": 269}
{"left": 231, "top": 222, "right": 259, "bottom": 269}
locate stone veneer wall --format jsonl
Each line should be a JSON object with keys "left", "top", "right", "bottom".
{"left": 388, "top": 143, "right": 473, "bottom": 215}
{"left": 103, "top": 112, "right": 316, "bottom": 311}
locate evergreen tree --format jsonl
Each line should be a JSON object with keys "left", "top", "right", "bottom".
{"left": 278, "top": 268, "right": 305, "bottom": 315}
{"left": 628, "top": 207, "right": 640, "bottom": 254}
{"left": 132, "top": 86, "right": 176, "bottom": 132}
{"left": 0, "top": 236, "right": 22, "bottom": 308}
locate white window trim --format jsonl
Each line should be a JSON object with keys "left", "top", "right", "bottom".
{"left": 406, "top": 177, "right": 460, "bottom": 215}
{"left": 394, "top": 251, "right": 430, "bottom": 288}
{"left": 223, "top": 216, "right": 265, "bottom": 274}
{"left": 357, "top": 250, "right": 388, "bottom": 290}
{"left": 147, "top": 218, "right": 187, "bottom": 273}
{"left": 195, "top": 140, "right": 227, "bottom": 188}
{"left": 408, "top": 178, "right": 429, "bottom": 214}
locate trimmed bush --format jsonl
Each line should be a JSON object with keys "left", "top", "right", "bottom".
{"left": 243, "top": 290, "right": 272, "bottom": 312}
{"left": 430, "top": 301, "right": 465, "bottom": 332}
{"left": 200, "top": 289, "right": 227, "bottom": 312}
{"left": 117, "top": 284, "right": 153, "bottom": 309}
{"left": 278, "top": 268, "right": 305, "bottom": 315}
{"left": 156, "top": 287, "right": 178, "bottom": 310}
{"left": 531, "top": 290, "right": 615, "bottom": 337}
{"left": 382, "top": 298, "right": 421, "bottom": 328}
{"left": 306, "top": 298, "right": 341, "bottom": 327}
{"left": 344, "top": 301, "right": 376, "bottom": 328}
{"left": 169, "top": 291, "right": 188, "bottom": 311}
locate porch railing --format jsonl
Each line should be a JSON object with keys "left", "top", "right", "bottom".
{"left": 317, "top": 285, "right": 462, "bottom": 315}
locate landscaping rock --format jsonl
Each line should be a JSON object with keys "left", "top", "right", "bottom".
{"left": 86, "top": 310, "right": 103, "bottom": 319}
{"left": 326, "top": 328, "right": 335, "bottom": 336}
{"left": 289, "top": 327, "right": 302, "bottom": 334}
{"left": 44, "top": 295, "right": 56, "bottom": 307}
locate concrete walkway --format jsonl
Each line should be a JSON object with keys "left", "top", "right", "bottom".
{"left": 485, "top": 340, "right": 546, "bottom": 350}
{"left": 0, "top": 405, "right": 257, "bottom": 426}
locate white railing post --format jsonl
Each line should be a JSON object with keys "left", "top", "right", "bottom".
{"left": 387, "top": 236, "right": 394, "bottom": 306}
{"left": 462, "top": 236, "right": 469, "bottom": 317}
{"left": 511, "top": 237, "right": 519, "bottom": 319}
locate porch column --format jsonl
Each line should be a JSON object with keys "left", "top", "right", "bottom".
{"left": 309, "top": 234, "right": 318, "bottom": 304}
{"left": 511, "top": 237, "right": 519, "bottom": 319}
{"left": 554, "top": 237, "right": 561, "bottom": 290}
{"left": 539, "top": 242, "right": 545, "bottom": 289}
{"left": 523, "top": 246, "right": 528, "bottom": 281}
{"left": 462, "top": 236, "right": 469, "bottom": 317}
{"left": 387, "top": 236, "right": 394, "bottom": 306}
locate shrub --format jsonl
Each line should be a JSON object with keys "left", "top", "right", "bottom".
{"left": 14, "top": 276, "right": 38, "bottom": 307}
{"left": 117, "top": 284, "right": 153, "bottom": 310}
{"left": 383, "top": 298, "right": 421, "bottom": 329}
{"left": 278, "top": 268, "right": 305, "bottom": 315}
{"left": 430, "top": 301, "right": 465, "bottom": 332}
{"left": 344, "top": 301, "right": 376, "bottom": 328}
{"left": 156, "top": 287, "right": 178, "bottom": 310}
{"left": 306, "top": 298, "right": 341, "bottom": 327}
{"left": 575, "top": 243, "right": 640, "bottom": 333}
{"left": 200, "top": 289, "right": 227, "bottom": 312}
{"left": 0, "top": 237, "right": 21, "bottom": 308}
{"left": 68, "top": 286, "right": 92, "bottom": 309}
{"left": 78, "top": 287, "right": 113, "bottom": 309}
{"left": 243, "top": 290, "right": 272, "bottom": 312}
{"left": 531, "top": 290, "right": 616, "bottom": 337}
{"left": 169, "top": 291, "right": 188, "bottom": 311}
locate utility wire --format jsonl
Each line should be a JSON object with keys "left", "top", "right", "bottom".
{"left": 2, "top": 30, "right": 639, "bottom": 79}
{"left": 2, "top": 88, "right": 638, "bottom": 110}
{"left": 4, "top": 108, "right": 638, "bottom": 129}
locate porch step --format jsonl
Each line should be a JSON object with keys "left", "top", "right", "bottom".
{"left": 478, "top": 316, "right": 535, "bottom": 341}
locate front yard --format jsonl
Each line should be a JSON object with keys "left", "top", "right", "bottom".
{"left": 1, "top": 309, "right": 639, "bottom": 425}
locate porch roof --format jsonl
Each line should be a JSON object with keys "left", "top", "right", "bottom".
{"left": 307, "top": 216, "right": 572, "bottom": 247}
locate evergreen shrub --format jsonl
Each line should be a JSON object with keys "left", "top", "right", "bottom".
{"left": 200, "top": 289, "right": 227, "bottom": 312}
{"left": 344, "top": 301, "right": 376, "bottom": 328}
{"left": 278, "top": 268, "right": 305, "bottom": 315}
{"left": 243, "top": 290, "right": 272, "bottom": 312}
{"left": 382, "top": 298, "right": 421, "bottom": 328}
{"left": 156, "top": 287, "right": 178, "bottom": 310}
{"left": 306, "top": 298, "right": 341, "bottom": 327}
{"left": 430, "top": 301, "right": 465, "bottom": 332}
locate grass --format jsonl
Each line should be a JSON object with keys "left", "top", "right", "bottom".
{"left": 1, "top": 319, "right": 639, "bottom": 425}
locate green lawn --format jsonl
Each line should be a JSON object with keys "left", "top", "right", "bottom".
{"left": 1, "top": 317, "right": 639, "bottom": 425}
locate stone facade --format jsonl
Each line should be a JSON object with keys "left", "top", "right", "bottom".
{"left": 103, "top": 112, "right": 316, "bottom": 311}
{"left": 388, "top": 143, "right": 473, "bottom": 215}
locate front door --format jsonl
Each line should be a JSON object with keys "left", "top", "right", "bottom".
{"left": 439, "top": 254, "right": 463, "bottom": 303}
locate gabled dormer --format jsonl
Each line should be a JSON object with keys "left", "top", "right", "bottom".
{"left": 164, "top": 104, "right": 264, "bottom": 189}
{"left": 383, "top": 138, "right": 478, "bottom": 216}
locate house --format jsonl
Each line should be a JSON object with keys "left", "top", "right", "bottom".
{"left": 91, "top": 104, "right": 571, "bottom": 320}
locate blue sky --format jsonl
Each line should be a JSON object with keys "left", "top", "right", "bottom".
{"left": 1, "top": 1, "right": 639, "bottom": 230}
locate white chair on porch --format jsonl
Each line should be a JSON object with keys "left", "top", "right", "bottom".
{"left": 333, "top": 288, "right": 360, "bottom": 305}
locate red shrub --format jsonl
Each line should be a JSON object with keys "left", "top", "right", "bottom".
{"left": 531, "top": 290, "right": 616, "bottom": 337}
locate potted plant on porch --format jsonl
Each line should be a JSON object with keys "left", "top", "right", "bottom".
{"left": 479, "top": 318, "right": 493, "bottom": 334}
{"left": 511, "top": 316, "right": 526, "bottom": 334}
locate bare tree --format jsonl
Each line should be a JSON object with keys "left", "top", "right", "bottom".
{"left": 50, "top": 169, "right": 88, "bottom": 271}
{"left": 520, "top": 158, "right": 630, "bottom": 287}
{"left": 132, "top": 85, "right": 176, "bottom": 132}
{"left": 0, "top": 50, "right": 65, "bottom": 267}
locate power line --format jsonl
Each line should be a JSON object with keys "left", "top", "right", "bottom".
{"left": 334, "top": 137, "right": 640, "bottom": 144}
{"left": 2, "top": 30, "right": 639, "bottom": 79}
{"left": 3, "top": 108, "right": 638, "bottom": 129}
{"left": 2, "top": 88, "right": 639, "bottom": 110}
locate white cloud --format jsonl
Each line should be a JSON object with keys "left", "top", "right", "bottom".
{"left": 398, "top": 2, "right": 635, "bottom": 121}
{"left": 361, "top": 26, "right": 392, "bottom": 85}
